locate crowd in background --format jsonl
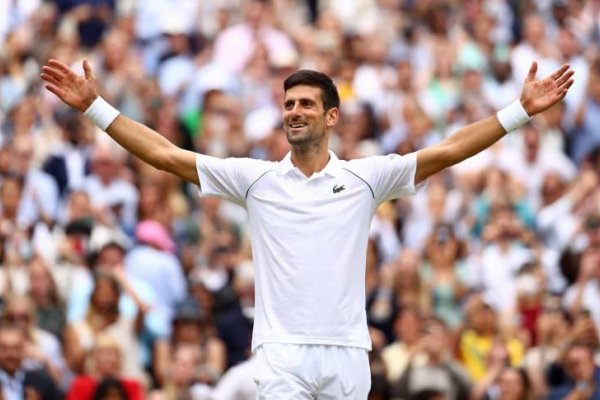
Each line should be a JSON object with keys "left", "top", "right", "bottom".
{"left": 1, "top": 0, "right": 600, "bottom": 399}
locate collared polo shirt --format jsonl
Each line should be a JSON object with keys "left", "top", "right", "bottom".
{"left": 196, "top": 151, "right": 419, "bottom": 351}
{"left": 0, "top": 369, "right": 25, "bottom": 400}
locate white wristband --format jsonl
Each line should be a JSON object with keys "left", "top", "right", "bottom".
{"left": 83, "top": 96, "right": 120, "bottom": 131}
{"left": 496, "top": 99, "right": 531, "bottom": 132}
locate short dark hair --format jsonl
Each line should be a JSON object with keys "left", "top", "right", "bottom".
{"left": 283, "top": 70, "right": 340, "bottom": 110}
{"left": 92, "top": 377, "right": 128, "bottom": 400}
{"left": 412, "top": 388, "right": 444, "bottom": 400}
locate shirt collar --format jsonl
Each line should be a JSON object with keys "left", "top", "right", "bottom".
{"left": 0, "top": 369, "right": 25, "bottom": 383}
{"left": 278, "top": 151, "right": 342, "bottom": 178}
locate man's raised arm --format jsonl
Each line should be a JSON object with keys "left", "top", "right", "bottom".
{"left": 41, "top": 59, "right": 199, "bottom": 185}
{"left": 414, "top": 62, "right": 574, "bottom": 184}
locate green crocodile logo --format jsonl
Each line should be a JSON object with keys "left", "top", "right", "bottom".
{"left": 333, "top": 184, "right": 346, "bottom": 194}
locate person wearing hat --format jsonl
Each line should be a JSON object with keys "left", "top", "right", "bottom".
{"left": 124, "top": 220, "right": 187, "bottom": 332}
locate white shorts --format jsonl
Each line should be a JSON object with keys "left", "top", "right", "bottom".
{"left": 253, "top": 343, "right": 371, "bottom": 399}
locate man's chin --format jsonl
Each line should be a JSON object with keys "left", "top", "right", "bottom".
{"left": 286, "top": 133, "right": 308, "bottom": 145}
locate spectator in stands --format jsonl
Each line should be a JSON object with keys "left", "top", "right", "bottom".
{"left": 1, "top": 294, "right": 68, "bottom": 388}
{"left": 152, "top": 297, "right": 226, "bottom": 388}
{"left": 67, "top": 333, "right": 143, "bottom": 400}
{"left": 0, "top": 322, "right": 62, "bottom": 400}
{"left": 459, "top": 295, "right": 525, "bottom": 382}
{"left": 390, "top": 317, "right": 471, "bottom": 399}
{"left": 83, "top": 142, "right": 138, "bottom": 232}
{"left": 28, "top": 256, "right": 65, "bottom": 340}
{"left": 547, "top": 343, "right": 600, "bottom": 400}
{"left": 63, "top": 271, "right": 146, "bottom": 382}
{"left": 125, "top": 220, "right": 187, "bottom": 328}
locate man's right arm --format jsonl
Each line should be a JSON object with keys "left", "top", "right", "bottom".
{"left": 41, "top": 59, "right": 199, "bottom": 185}
{"left": 104, "top": 115, "right": 199, "bottom": 184}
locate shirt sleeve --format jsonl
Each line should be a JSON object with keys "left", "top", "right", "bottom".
{"left": 196, "top": 154, "right": 270, "bottom": 207}
{"left": 360, "top": 152, "right": 421, "bottom": 205}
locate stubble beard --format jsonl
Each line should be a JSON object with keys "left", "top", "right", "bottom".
{"left": 286, "top": 126, "right": 326, "bottom": 153}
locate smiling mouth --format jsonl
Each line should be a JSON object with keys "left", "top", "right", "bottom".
{"left": 288, "top": 122, "right": 307, "bottom": 129}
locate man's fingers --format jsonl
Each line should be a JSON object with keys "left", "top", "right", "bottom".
{"left": 83, "top": 59, "right": 94, "bottom": 81}
{"left": 558, "top": 79, "right": 575, "bottom": 90}
{"left": 47, "top": 59, "right": 72, "bottom": 75}
{"left": 555, "top": 69, "right": 574, "bottom": 87}
{"left": 41, "top": 65, "right": 67, "bottom": 82}
{"left": 40, "top": 73, "right": 61, "bottom": 87}
{"left": 44, "top": 83, "right": 65, "bottom": 99}
{"left": 525, "top": 62, "right": 538, "bottom": 82}
{"left": 557, "top": 79, "right": 574, "bottom": 100}
{"left": 560, "top": 78, "right": 575, "bottom": 93}
{"left": 550, "top": 64, "right": 570, "bottom": 81}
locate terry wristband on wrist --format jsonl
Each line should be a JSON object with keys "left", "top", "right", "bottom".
{"left": 496, "top": 99, "right": 531, "bottom": 133}
{"left": 84, "top": 96, "right": 120, "bottom": 131}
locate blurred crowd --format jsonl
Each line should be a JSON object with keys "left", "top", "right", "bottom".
{"left": 1, "top": 0, "right": 600, "bottom": 399}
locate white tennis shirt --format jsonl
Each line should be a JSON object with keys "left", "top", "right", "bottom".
{"left": 196, "top": 151, "right": 418, "bottom": 351}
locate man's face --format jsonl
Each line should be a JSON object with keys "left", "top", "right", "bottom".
{"left": 0, "top": 329, "right": 25, "bottom": 375}
{"left": 282, "top": 85, "right": 337, "bottom": 148}
{"left": 564, "top": 346, "right": 595, "bottom": 382}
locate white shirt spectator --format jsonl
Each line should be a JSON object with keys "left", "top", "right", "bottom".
{"left": 18, "top": 170, "right": 59, "bottom": 228}
{"left": 83, "top": 174, "right": 139, "bottom": 229}
{"left": 563, "top": 279, "right": 600, "bottom": 331}
{"left": 213, "top": 24, "right": 297, "bottom": 74}
{"left": 474, "top": 243, "right": 533, "bottom": 312}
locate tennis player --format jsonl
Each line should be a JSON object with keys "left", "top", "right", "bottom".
{"left": 41, "top": 59, "right": 573, "bottom": 399}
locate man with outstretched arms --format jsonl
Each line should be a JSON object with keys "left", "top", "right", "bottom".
{"left": 41, "top": 59, "right": 573, "bottom": 399}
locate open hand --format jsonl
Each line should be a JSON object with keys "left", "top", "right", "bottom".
{"left": 520, "top": 62, "right": 574, "bottom": 116}
{"left": 40, "top": 59, "right": 98, "bottom": 112}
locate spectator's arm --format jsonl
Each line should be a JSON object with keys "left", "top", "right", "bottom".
{"left": 565, "top": 251, "right": 598, "bottom": 318}
{"left": 63, "top": 324, "right": 86, "bottom": 374}
{"left": 152, "top": 339, "right": 170, "bottom": 387}
{"left": 111, "top": 267, "right": 150, "bottom": 334}
{"left": 204, "top": 337, "right": 227, "bottom": 380}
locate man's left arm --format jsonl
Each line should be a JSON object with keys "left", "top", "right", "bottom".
{"left": 415, "top": 62, "right": 574, "bottom": 184}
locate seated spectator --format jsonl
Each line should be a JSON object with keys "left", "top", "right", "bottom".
{"left": 547, "top": 343, "right": 600, "bottom": 400}
{"left": 1, "top": 294, "right": 68, "bottom": 388}
{"left": 514, "top": 262, "right": 545, "bottom": 347}
{"left": 0, "top": 174, "right": 27, "bottom": 267}
{"left": 63, "top": 271, "right": 146, "bottom": 382}
{"left": 473, "top": 365, "right": 533, "bottom": 400}
{"left": 152, "top": 298, "right": 226, "bottom": 388}
{"left": 563, "top": 213, "right": 600, "bottom": 333}
{"left": 390, "top": 317, "right": 471, "bottom": 400}
{"left": 66, "top": 334, "right": 143, "bottom": 400}
{"left": 474, "top": 196, "right": 536, "bottom": 325}
{"left": 83, "top": 142, "right": 139, "bottom": 233}
{"left": 92, "top": 377, "right": 132, "bottom": 400}
{"left": 420, "top": 222, "right": 469, "bottom": 331}
{"left": 27, "top": 256, "right": 66, "bottom": 340}
{"left": 381, "top": 305, "right": 426, "bottom": 386}
{"left": 523, "top": 295, "right": 572, "bottom": 398}
{"left": 66, "top": 225, "right": 169, "bottom": 372}
{"left": 0, "top": 322, "right": 62, "bottom": 400}
{"left": 150, "top": 344, "right": 212, "bottom": 400}
{"left": 458, "top": 295, "right": 525, "bottom": 382}
{"left": 9, "top": 134, "right": 60, "bottom": 229}
{"left": 125, "top": 220, "right": 187, "bottom": 328}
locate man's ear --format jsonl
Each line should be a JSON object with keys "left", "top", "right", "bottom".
{"left": 326, "top": 107, "right": 340, "bottom": 128}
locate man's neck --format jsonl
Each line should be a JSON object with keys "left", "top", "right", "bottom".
{"left": 290, "top": 144, "right": 330, "bottom": 178}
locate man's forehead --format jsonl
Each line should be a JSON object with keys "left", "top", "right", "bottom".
{"left": 284, "top": 85, "right": 322, "bottom": 101}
